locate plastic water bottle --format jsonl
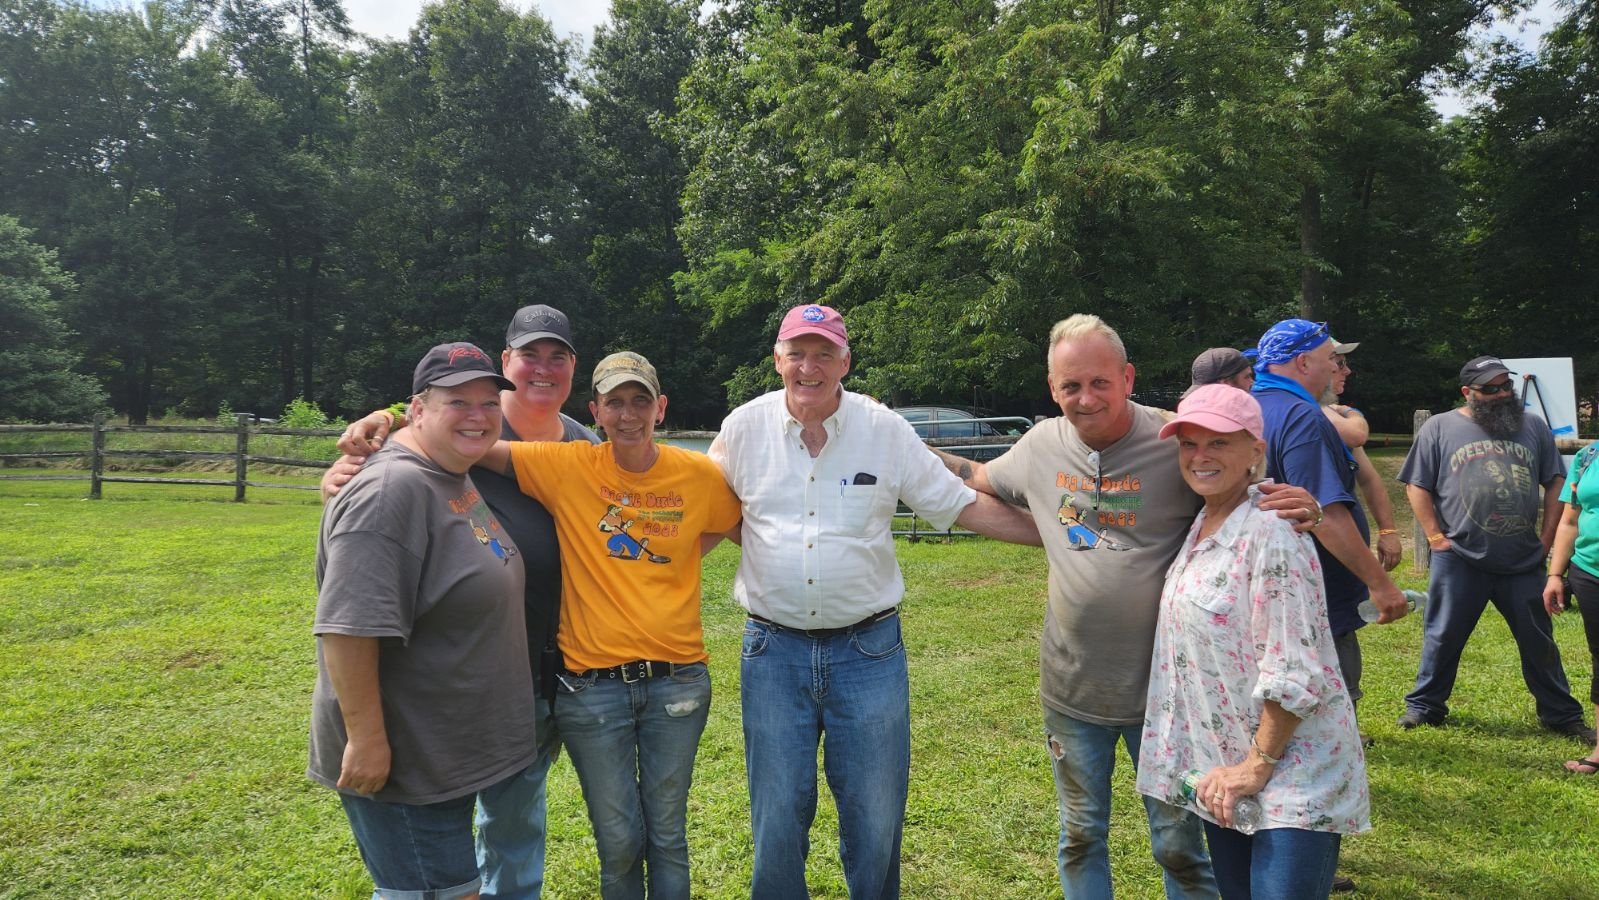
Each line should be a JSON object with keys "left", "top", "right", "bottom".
{"left": 1177, "top": 769, "right": 1265, "bottom": 835}
{"left": 1357, "top": 588, "right": 1427, "bottom": 624}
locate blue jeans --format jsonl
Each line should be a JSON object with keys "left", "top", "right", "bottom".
{"left": 741, "top": 613, "right": 910, "bottom": 900}
{"left": 476, "top": 690, "right": 560, "bottom": 898}
{"left": 554, "top": 662, "right": 711, "bottom": 900}
{"left": 1404, "top": 550, "right": 1584, "bottom": 727}
{"left": 1042, "top": 707, "right": 1216, "bottom": 900}
{"left": 1203, "top": 823, "right": 1340, "bottom": 900}
{"left": 340, "top": 787, "right": 484, "bottom": 900}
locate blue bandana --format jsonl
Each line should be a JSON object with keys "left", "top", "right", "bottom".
{"left": 1251, "top": 371, "right": 1319, "bottom": 405}
{"left": 1252, "top": 319, "right": 1329, "bottom": 372}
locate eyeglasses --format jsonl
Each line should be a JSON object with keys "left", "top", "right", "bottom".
{"left": 1470, "top": 381, "right": 1516, "bottom": 396}
{"left": 1282, "top": 322, "right": 1329, "bottom": 357}
{"left": 1086, "top": 450, "right": 1103, "bottom": 510}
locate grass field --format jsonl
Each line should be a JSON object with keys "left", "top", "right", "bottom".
{"left": 3, "top": 449, "right": 1598, "bottom": 898}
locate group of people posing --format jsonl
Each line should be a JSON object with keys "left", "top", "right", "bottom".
{"left": 305, "top": 302, "right": 1598, "bottom": 900}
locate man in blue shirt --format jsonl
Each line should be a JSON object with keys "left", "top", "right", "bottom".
{"left": 1251, "top": 318, "right": 1410, "bottom": 893}
{"left": 1252, "top": 319, "right": 1410, "bottom": 689}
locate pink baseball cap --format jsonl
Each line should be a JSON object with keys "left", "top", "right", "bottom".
{"left": 777, "top": 304, "right": 849, "bottom": 347}
{"left": 1157, "top": 383, "right": 1265, "bottom": 441}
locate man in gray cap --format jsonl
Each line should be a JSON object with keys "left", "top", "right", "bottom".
{"left": 1184, "top": 347, "right": 1254, "bottom": 396}
{"left": 1397, "top": 356, "right": 1593, "bottom": 740}
{"left": 1319, "top": 341, "right": 1402, "bottom": 571}
{"left": 324, "top": 303, "right": 601, "bottom": 898}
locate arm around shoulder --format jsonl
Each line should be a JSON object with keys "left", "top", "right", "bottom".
{"left": 954, "top": 491, "right": 1041, "bottom": 545}
{"left": 928, "top": 445, "right": 994, "bottom": 493}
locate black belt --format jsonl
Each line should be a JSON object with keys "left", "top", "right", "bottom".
{"left": 569, "top": 660, "right": 687, "bottom": 683}
{"left": 748, "top": 607, "right": 898, "bottom": 639}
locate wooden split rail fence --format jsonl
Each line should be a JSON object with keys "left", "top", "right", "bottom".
{"left": 0, "top": 415, "right": 339, "bottom": 501}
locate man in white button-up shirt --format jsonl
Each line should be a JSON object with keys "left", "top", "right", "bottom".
{"left": 710, "top": 303, "right": 1038, "bottom": 900}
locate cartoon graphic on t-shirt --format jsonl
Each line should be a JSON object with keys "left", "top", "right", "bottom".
{"left": 598, "top": 503, "right": 671, "bottom": 564}
{"left": 462, "top": 494, "right": 516, "bottom": 564}
{"left": 1057, "top": 496, "right": 1129, "bottom": 551}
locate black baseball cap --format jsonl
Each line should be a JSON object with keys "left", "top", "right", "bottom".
{"left": 413, "top": 342, "right": 515, "bottom": 394}
{"left": 506, "top": 304, "right": 575, "bottom": 352}
{"left": 1459, "top": 356, "right": 1514, "bottom": 386}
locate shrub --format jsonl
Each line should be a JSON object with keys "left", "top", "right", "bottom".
{"left": 278, "top": 397, "right": 344, "bottom": 430}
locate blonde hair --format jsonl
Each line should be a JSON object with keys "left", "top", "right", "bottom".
{"left": 1047, "top": 314, "right": 1128, "bottom": 367}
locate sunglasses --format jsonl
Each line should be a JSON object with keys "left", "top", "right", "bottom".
{"left": 1282, "top": 322, "right": 1329, "bottom": 357}
{"left": 1470, "top": 381, "right": 1516, "bottom": 396}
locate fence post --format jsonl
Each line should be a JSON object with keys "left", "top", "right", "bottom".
{"left": 1412, "top": 409, "right": 1432, "bottom": 573}
{"left": 235, "top": 413, "right": 250, "bottom": 502}
{"left": 90, "top": 414, "right": 105, "bottom": 499}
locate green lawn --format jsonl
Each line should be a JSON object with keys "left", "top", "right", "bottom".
{"left": 2, "top": 464, "right": 1597, "bottom": 898}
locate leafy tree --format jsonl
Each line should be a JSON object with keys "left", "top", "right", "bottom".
{"left": 1459, "top": 0, "right": 1599, "bottom": 416}
{"left": 0, "top": 215, "right": 108, "bottom": 422}
{"left": 0, "top": 1, "right": 219, "bottom": 422}
{"left": 213, "top": 0, "right": 358, "bottom": 407}
{"left": 339, "top": 0, "right": 586, "bottom": 410}
{"left": 674, "top": 0, "right": 1506, "bottom": 426}
{"left": 580, "top": 0, "right": 712, "bottom": 421}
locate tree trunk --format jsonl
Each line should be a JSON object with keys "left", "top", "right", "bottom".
{"left": 301, "top": 249, "right": 322, "bottom": 407}
{"left": 280, "top": 248, "right": 297, "bottom": 402}
{"left": 1300, "top": 181, "right": 1323, "bottom": 319}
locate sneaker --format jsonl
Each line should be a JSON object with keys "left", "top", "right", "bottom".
{"left": 1331, "top": 874, "right": 1357, "bottom": 893}
{"left": 1550, "top": 721, "right": 1598, "bottom": 743}
{"left": 1397, "top": 709, "right": 1441, "bottom": 729}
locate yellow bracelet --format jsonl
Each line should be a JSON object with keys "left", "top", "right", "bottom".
{"left": 1377, "top": 529, "right": 1398, "bottom": 536}
{"left": 1427, "top": 532, "right": 1445, "bottom": 542}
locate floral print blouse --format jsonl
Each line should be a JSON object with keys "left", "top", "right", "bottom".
{"left": 1134, "top": 485, "right": 1371, "bottom": 834}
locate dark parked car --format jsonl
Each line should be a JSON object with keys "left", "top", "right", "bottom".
{"left": 893, "top": 406, "right": 1032, "bottom": 461}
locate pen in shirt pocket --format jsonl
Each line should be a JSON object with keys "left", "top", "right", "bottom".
{"left": 840, "top": 478, "right": 847, "bottom": 497}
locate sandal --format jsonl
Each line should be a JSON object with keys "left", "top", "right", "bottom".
{"left": 1564, "top": 757, "right": 1599, "bottom": 775}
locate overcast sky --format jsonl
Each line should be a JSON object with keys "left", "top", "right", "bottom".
{"left": 337, "top": 0, "right": 1561, "bottom": 117}
{"left": 83, "top": 0, "right": 1565, "bottom": 113}
{"left": 347, "top": 0, "right": 611, "bottom": 48}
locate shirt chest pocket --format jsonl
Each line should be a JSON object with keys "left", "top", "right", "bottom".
{"left": 832, "top": 484, "right": 886, "bottom": 538}
{"left": 1181, "top": 579, "right": 1240, "bottom": 619}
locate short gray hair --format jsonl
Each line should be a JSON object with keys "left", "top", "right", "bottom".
{"left": 774, "top": 337, "right": 850, "bottom": 356}
{"left": 1047, "top": 314, "right": 1127, "bottom": 367}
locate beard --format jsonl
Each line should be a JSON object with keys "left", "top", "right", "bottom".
{"left": 1469, "top": 393, "right": 1524, "bottom": 438}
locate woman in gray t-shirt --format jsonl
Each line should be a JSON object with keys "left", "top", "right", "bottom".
{"left": 308, "top": 343, "right": 539, "bottom": 898}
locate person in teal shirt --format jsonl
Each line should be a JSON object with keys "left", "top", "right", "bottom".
{"left": 1543, "top": 443, "right": 1599, "bottom": 774}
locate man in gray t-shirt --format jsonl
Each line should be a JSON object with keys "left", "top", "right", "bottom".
{"left": 1397, "top": 356, "right": 1591, "bottom": 738}
{"left": 987, "top": 409, "right": 1200, "bottom": 725}
{"left": 932, "top": 315, "right": 1318, "bottom": 899}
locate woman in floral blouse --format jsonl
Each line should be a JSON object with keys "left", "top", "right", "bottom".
{"left": 1134, "top": 384, "right": 1369, "bottom": 900}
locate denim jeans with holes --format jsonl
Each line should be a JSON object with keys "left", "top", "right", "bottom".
{"left": 554, "top": 662, "right": 710, "bottom": 900}
{"left": 1042, "top": 706, "right": 1215, "bottom": 900}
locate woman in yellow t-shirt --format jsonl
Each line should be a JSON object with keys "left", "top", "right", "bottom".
{"left": 481, "top": 351, "right": 740, "bottom": 900}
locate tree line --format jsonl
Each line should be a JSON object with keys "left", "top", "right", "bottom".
{"left": 1, "top": 0, "right": 1594, "bottom": 430}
